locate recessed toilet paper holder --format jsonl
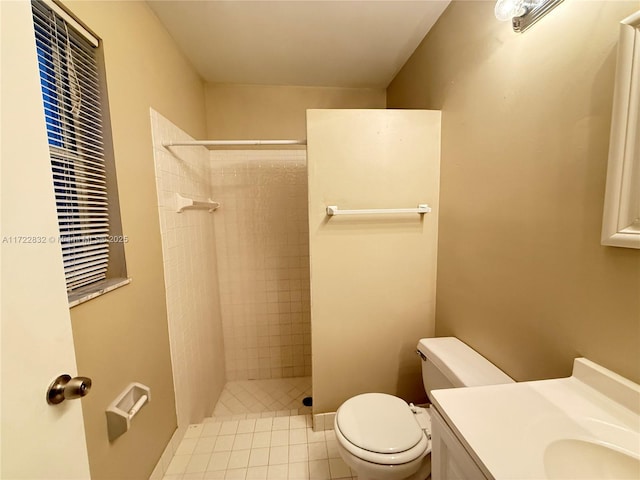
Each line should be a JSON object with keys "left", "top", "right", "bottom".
{"left": 106, "top": 382, "right": 151, "bottom": 441}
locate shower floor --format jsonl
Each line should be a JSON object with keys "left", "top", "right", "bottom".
{"left": 213, "top": 376, "right": 312, "bottom": 417}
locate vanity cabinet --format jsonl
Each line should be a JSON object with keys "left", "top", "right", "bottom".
{"left": 431, "top": 407, "right": 489, "bottom": 480}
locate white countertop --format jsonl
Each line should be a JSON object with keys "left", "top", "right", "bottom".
{"left": 430, "top": 358, "right": 640, "bottom": 480}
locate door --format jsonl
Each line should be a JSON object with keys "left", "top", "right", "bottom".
{"left": 1, "top": 1, "right": 91, "bottom": 478}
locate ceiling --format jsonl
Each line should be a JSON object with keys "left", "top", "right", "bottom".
{"left": 147, "top": 1, "right": 451, "bottom": 89}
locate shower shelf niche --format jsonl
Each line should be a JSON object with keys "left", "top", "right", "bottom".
{"left": 175, "top": 192, "right": 220, "bottom": 213}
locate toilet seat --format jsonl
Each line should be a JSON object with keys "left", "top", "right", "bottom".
{"left": 335, "top": 393, "right": 430, "bottom": 465}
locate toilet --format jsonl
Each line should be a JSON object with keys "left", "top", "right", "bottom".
{"left": 333, "top": 337, "right": 514, "bottom": 480}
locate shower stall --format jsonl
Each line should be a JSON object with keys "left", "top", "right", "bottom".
{"left": 151, "top": 110, "right": 311, "bottom": 433}
{"left": 211, "top": 149, "right": 310, "bottom": 382}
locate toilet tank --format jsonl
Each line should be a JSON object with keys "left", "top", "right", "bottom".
{"left": 417, "top": 337, "right": 514, "bottom": 397}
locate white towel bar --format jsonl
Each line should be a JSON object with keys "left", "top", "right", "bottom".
{"left": 326, "top": 204, "right": 431, "bottom": 216}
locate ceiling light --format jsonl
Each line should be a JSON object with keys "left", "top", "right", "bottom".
{"left": 495, "top": 0, "right": 565, "bottom": 33}
{"left": 494, "top": 0, "right": 528, "bottom": 21}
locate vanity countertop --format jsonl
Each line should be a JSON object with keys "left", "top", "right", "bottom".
{"left": 430, "top": 358, "right": 640, "bottom": 480}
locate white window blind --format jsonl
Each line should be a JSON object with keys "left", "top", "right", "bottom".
{"left": 32, "top": 0, "right": 111, "bottom": 292}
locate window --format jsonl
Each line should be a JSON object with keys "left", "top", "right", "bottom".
{"left": 31, "top": 0, "right": 128, "bottom": 306}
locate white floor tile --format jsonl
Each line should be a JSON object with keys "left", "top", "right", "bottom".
{"left": 325, "top": 440, "right": 340, "bottom": 459}
{"left": 308, "top": 459, "right": 331, "bottom": 480}
{"left": 269, "top": 445, "right": 289, "bottom": 465}
{"left": 161, "top": 475, "right": 182, "bottom": 480}
{"left": 267, "top": 463, "right": 288, "bottom": 479}
{"left": 203, "top": 470, "right": 226, "bottom": 479}
{"left": 308, "top": 443, "right": 328, "bottom": 461}
{"left": 186, "top": 453, "right": 212, "bottom": 474}
{"left": 246, "top": 465, "right": 269, "bottom": 480}
{"left": 328, "top": 458, "right": 351, "bottom": 479}
{"left": 252, "top": 431, "right": 272, "bottom": 448}
{"left": 234, "top": 433, "right": 254, "bottom": 450}
{"left": 228, "top": 449, "right": 251, "bottom": 469}
{"left": 255, "top": 417, "right": 273, "bottom": 432}
{"left": 289, "top": 444, "right": 309, "bottom": 463}
{"left": 165, "top": 454, "right": 190, "bottom": 475}
{"left": 220, "top": 420, "right": 240, "bottom": 435}
{"left": 289, "top": 415, "right": 308, "bottom": 429}
{"left": 238, "top": 419, "right": 257, "bottom": 433}
{"left": 248, "top": 447, "right": 270, "bottom": 467}
{"left": 207, "top": 451, "right": 231, "bottom": 471}
{"left": 213, "top": 435, "right": 236, "bottom": 452}
{"left": 272, "top": 416, "right": 290, "bottom": 430}
{"left": 194, "top": 436, "right": 218, "bottom": 454}
{"left": 306, "top": 429, "right": 325, "bottom": 443}
{"left": 288, "top": 461, "right": 310, "bottom": 480}
{"left": 182, "top": 472, "right": 205, "bottom": 480}
{"left": 184, "top": 424, "right": 205, "bottom": 438}
{"left": 289, "top": 428, "right": 307, "bottom": 445}
{"left": 227, "top": 467, "right": 249, "bottom": 479}
{"left": 271, "top": 430, "right": 289, "bottom": 447}
{"left": 202, "top": 423, "right": 222, "bottom": 437}
{"left": 175, "top": 437, "right": 198, "bottom": 455}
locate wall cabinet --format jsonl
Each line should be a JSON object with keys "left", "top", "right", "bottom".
{"left": 601, "top": 11, "right": 640, "bottom": 249}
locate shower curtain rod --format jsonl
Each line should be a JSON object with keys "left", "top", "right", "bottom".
{"left": 163, "top": 139, "right": 307, "bottom": 147}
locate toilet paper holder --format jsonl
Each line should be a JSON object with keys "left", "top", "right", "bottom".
{"left": 106, "top": 382, "right": 151, "bottom": 441}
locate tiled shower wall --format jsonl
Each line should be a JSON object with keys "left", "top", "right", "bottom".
{"left": 211, "top": 150, "right": 311, "bottom": 381}
{"left": 150, "top": 110, "right": 226, "bottom": 431}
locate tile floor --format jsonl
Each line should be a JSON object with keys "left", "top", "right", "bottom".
{"left": 213, "top": 377, "right": 312, "bottom": 417}
{"left": 163, "top": 378, "right": 355, "bottom": 480}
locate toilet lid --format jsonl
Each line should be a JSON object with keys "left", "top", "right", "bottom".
{"left": 335, "top": 393, "right": 423, "bottom": 454}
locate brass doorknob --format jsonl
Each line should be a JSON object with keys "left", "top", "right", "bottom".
{"left": 46, "top": 374, "right": 92, "bottom": 405}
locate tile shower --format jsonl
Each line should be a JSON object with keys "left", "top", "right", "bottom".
{"left": 211, "top": 150, "right": 311, "bottom": 381}
{"left": 151, "top": 110, "right": 311, "bottom": 438}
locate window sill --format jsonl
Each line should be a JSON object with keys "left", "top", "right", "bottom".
{"left": 69, "top": 277, "right": 131, "bottom": 308}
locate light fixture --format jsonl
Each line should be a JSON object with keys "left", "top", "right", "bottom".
{"left": 495, "top": 0, "right": 565, "bottom": 33}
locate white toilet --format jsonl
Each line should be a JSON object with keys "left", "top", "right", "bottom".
{"left": 333, "top": 337, "right": 514, "bottom": 480}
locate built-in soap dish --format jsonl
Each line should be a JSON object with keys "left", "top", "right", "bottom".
{"left": 106, "top": 382, "right": 151, "bottom": 441}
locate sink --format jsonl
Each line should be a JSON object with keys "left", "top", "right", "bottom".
{"left": 542, "top": 416, "right": 640, "bottom": 479}
{"left": 430, "top": 358, "right": 640, "bottom": 479}
{"left": 544, "top": 438, "right": 640, "bottom": 479}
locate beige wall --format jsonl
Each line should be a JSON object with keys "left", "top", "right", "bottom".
{"left": 388, "top": 1, "right": 640, "bottom": 384}
{"left": 61, "top": 2, "right": 207, "bottom": 479}
{"left": 307, "top": 109, "right": 441, "bottom": 413}
{"left": 205, "top": 84, "right": 386, "bottom": 140}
